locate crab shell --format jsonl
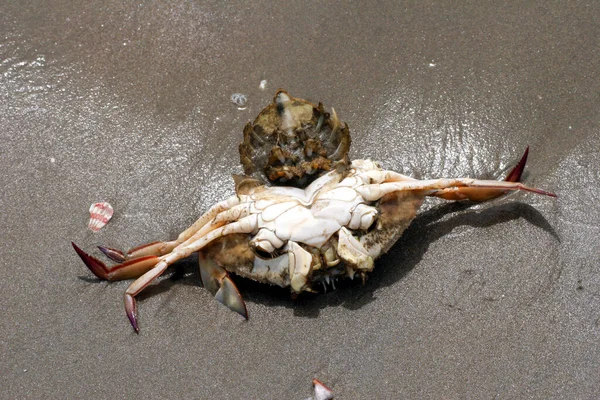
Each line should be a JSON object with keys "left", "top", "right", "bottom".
{"left": 239, "top": 90, "right": 351, "bottom": 188}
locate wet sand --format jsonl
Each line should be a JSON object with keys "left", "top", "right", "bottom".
{"left": 1, "top": 1, "right": 599, "bottom": 398}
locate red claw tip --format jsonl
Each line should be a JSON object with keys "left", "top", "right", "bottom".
{"left": 505, "top": 146, "right": 529, "bottom": 183}
{"left": 72, "top": 242, "right": 109, "bottom": 280}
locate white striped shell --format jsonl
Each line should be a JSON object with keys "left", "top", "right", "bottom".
{"left": 88, "top": 202, "right": 114, "bottom": 232}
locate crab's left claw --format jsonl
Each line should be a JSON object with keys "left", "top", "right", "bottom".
{"left": 72, "top": 242, "right": 160, "bottom": 281}
{"left": 72, "top": 242, "right": 111, "bottom": 280}
{"left": 199, "top": 253, "right": 248, "bottom": 319}
{"left": 98, "top": 246, "right": 127, "bottom": 263}
{"left": 98, "top": 241, "right": 175, "bottom": 263}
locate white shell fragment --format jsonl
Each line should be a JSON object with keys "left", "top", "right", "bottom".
{"left": 259, "top": 79, "right": 267, "bottom": 90}
{"left": 313, "top": 379, "right": 334, "bottom": 400}
{"left": 304, "top": 379, "right": 333, "bottom": 400}
{"left": 88, "top": 202, "right": 114, "bottom": 232}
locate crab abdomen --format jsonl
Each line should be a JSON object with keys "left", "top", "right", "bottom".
{"left": 205, "top": 167, "right": 424, "bottom": 292}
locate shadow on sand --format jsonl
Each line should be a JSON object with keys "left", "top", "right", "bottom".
{"left": 238, "top": 200, "right": 558, "bottom": 318}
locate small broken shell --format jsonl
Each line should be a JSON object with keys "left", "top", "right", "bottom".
{"left": 88, "top": 202, "right": 114, "bottom": 232}
{"left": 306, "top": 379, "right": 333, "bottom": 400}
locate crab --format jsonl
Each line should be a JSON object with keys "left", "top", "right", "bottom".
{"left": 72, "top": 90, "right": 556, "bottom": 333}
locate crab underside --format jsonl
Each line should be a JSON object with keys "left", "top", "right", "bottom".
{"left": 73, "top": 90, "right": 556, "bottom": 332}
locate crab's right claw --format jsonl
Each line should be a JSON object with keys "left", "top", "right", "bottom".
{"left": 432, "top": 146, "right": 551, "bottom": 201}
{"left": 503, "top": 145, "right": 529, "bottom": 183}
{"left": 199, "top": 254, "right": 248, "bottom": 319}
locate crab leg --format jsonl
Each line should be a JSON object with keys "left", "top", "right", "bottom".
{"left": 432, "top": 146, "right": 531, "bottom": 201}
{"left": 287, "top": 241, "right": 314, "bottom": 293}
{"left": 184, "top": 203, "right": 253, "bottom": 242}
{"left": 358, "top": 169, "right": 417, "bottom": 184}
{"left": 124, "top": 214, "right": 258, "bottom": 332}
{"left": 358, "top": 147, "right": 551, "bottom": 202}
{"left": 156, "top": 203, "right": 254, "bottom": 261}
{"left": 80, "top": 202, "right": 252, "bottom": 283}
{"left": 98, "top": 196, "right": 242, "bottom": 262}
{"left": 198, "top": 253, "right": 247, "bottom": 318}
{"left": 175, "top": 196, "right": 241, "bottom": 245}
{"left": 99, "top": 241, "right": 176, "bottom": 263}
{"left": 337, "top": 227, "right": 374, "bottom": 272}
{"left": 358, "top": 178, "right": 555, "bottom": 202}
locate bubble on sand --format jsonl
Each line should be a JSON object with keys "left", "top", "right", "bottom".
{"left": 230, "top": 93, "right": 248, "bottom": 110}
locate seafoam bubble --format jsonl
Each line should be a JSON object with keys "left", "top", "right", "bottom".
{"left": 88, "top": 202, "right": 114, "bottom": 232}
{"left": 230, "top": 93, "right": 248, "bottom": 110}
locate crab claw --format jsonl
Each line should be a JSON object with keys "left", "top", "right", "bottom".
{"left": 199, "top": 254, "right": 248, "bottom": 319}
{"left": 72, "top": 242, "right": 110, "bottom": 280}
{"left": 98, "top": 241, "right": 172, "bottom": 263}
{"left": 503, "top": 145, "right": 528, "bottom": 182}
{"left": 431, "top": 146, "right": 551, "bottom": 202}
{"left": 98, "top": 246, "right": 127, "bottom": 263}
{"left": 72, "top": 242, "right": 160, "bottom": 281}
